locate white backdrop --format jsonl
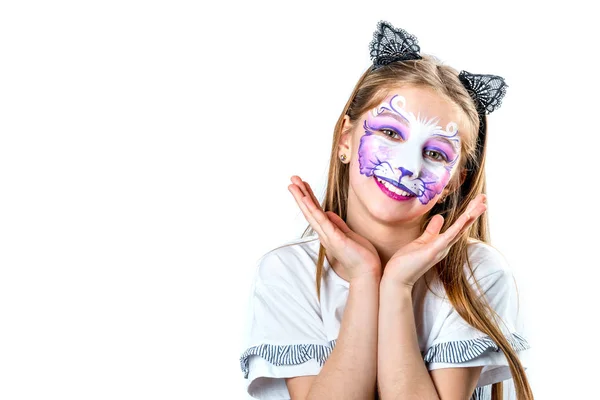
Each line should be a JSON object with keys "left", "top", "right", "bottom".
{"left": 1, "top": 1, "right": 597, "bottom": 399}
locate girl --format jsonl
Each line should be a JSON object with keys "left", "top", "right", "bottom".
{"left": 240, "top": 21, "right": 532, "bottom": 400}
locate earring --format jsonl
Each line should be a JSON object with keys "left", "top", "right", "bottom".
{"left": 339, "top": 154, "right": 347, "bottom": 162}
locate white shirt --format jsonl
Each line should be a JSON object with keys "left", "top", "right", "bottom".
{"left": 239, "top": 235, "right": 531, "bottom": 400}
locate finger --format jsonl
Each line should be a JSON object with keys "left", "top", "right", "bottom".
{"left": 325, "top": 211, "right": 351, "bottom": 234}
{"left": 461, "top": 199, "right": 486, "bottom": 230}
{"left": 448, "top": 203, "right": 487, "bottom": 247}
{"left": 291, "top": 178, "right": 334, "bottom": 239}
{"left": 294, "top": 177, "right": 325, "bottom": 215}
{"left": 304, "top": 181, "right": 323, "bottom": 210}
{"left": 288, "top": 184, "right": 322, "bottom": 232}
{"left": 420, "top": 214, "right": 445, "bottom": 243}
{"left": 439, "top": 198, "right": 486, "bottom": 247}
{"left": 291, "top": 175, "right": 311, "bottom": 199}
{"left": 464, "top": 194, "right": 486, "bottom": 215}
{"left": 302, "top": 195, "right": 347, "bottom": 244}
{"left": 296, "top": 179, "right": 346, "bottom": 238}
{"left": 288, "top": 184, "right": 329, "bottom": 240}
{"left": 428, "top": 195, "right": 486, "bottom": 254}
{"left": 440, "top": 208, "right": 473, "bottom": 244}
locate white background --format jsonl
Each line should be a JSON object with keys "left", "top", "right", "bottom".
{"left": 0, "top": 1, "right": 597, "bottom": 399}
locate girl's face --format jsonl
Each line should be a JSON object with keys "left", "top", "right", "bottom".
{"left": 342, "top": 86, "right": 464, "bottom": 224}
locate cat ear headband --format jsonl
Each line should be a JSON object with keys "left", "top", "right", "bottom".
{"left": 369, "top": 21, "right": 508, "bottom": 116}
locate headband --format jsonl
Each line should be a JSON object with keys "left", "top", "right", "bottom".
{"left": 369, "top": 21, "right": 508, "bottom": 116}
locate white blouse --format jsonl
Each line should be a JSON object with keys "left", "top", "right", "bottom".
{"left": 239, "top": 236, "right": 531, "bottom": 400}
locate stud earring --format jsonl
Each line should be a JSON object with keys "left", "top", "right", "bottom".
{"left": 339, "top": 154, "right": 347, "bottom": 162}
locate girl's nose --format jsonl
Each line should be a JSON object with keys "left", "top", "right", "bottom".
{"left": 394, "top": 148, "right": 422, "bottom": 180}
{"left": 398, "top": 167, "right": 414, "bottom": 179}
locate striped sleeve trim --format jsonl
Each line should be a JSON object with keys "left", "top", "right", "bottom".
{"left": 470, "top": 384, "right": 491, "bottom": 400}
{"left": 423, "top": 332, "right": 530, "bottom": 364}
{"left": 240, "top": 339, "right": 337, "bottom": 379}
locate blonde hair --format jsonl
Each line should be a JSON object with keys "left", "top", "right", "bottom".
{"left": 300, "top": 56, "right": 533, "bottom": 400}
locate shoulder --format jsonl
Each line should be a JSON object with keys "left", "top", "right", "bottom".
{"left": 465, "top": 240, "right": 516, "bottom": 295}
{"left": 253, "top": 236, "right": 321, "bottom": 288}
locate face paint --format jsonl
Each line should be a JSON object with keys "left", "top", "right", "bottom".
{"left": 357, "top": 94, "right": 460, "bottom": 205}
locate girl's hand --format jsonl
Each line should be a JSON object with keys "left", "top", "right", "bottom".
{"left": 382, "top": 194, "right": 488, "bottom": 290}
{"left": 288, "top": 175, "right": 382, "bottom": 282}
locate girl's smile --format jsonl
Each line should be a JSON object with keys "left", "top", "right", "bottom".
{"left": 374, "top": 175, "right": 416, "bottom": 201}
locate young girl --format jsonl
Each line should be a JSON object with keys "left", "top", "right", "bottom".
{"left": 240, "top": 21, "right": 532, "bottom": 400}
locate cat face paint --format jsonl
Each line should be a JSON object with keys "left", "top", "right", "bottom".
{"left": 357, "top": 94, "right": 461, "bottom": 205}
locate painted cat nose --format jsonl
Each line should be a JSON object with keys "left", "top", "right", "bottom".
{"left": 398, "top": 167, "right": 414, "bottom": 178}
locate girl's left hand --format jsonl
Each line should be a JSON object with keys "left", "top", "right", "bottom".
{"left": 382, "top": 194, "right": 488, "bottom": 290}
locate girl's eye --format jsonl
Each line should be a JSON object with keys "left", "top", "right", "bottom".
{"left": 380, "top": 129, "right": 401, "bottom": 140}
{"left": 424, "top": 150, "right": 447, "bottom": 162}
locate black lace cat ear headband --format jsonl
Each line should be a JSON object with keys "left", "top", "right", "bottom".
{"left": 369, "top": 21, "right": 508, "bottom": 117}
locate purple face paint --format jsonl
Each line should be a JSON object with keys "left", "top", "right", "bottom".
{"left": 357, "top": 94, "right": 460, "bottom": 205}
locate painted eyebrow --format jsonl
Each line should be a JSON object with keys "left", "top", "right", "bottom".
{"left": 431, "top": 129, "right": 460, "bottom": 150}
{"left": 377, "top": 110, "right": 411, "bottom": 127}
{"left": 427, "top": 137, "right": 460, "bottom": 157}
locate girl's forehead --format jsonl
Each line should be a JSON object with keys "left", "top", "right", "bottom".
{"left": 366, "top": 86, "right": 466, "bottom": 135}
{"left": 377, "top": 86, "right": 452, "bottom": 111}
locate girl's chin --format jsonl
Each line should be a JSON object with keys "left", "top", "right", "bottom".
{"left": 367, "top": 203, "right": 422, "bottom": 223}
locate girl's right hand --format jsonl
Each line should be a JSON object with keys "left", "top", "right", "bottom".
{"left": 288, "top": 175, "right": 382, "bottom": 282}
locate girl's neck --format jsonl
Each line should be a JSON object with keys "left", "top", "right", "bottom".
{"left": 345, "top": 204, "right": 422, "bottom": 267}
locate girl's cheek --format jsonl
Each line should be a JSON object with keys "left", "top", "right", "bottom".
{"left": 418, "top": 168, "right": 452, "bottom": 204}
{"left": 357, "top": 134, "right": 378, "bottom": 176}
{"left": 436, "top": 169, "right": 452, "bottom": 190}
{"left": 376, "top": 144, "right": 393, "bottom": 159}
{"left": 357, "top": 134, "right": 395, "bottom": 176}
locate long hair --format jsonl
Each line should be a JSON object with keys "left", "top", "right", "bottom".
{"left": 300, "top": 56, "right": 533, "bottom": 400}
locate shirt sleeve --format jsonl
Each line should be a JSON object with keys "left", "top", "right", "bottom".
{"left": 239, "top": 249, "right": 333, "bottom": 400}
{"left": 422, "top": 243, "right": 532, "bottom": 388}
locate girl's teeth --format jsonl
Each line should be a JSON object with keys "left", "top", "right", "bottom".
{"left": 377, "top": 177, "right": 412, "bottom": 197}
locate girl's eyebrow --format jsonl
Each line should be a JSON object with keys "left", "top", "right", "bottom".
{"left": 378, "top": 110, "right": 410, "bottom": 127}
{"left": 431, "top": 128, "right": 460, "bottom": 149}
{"left": 430, "top": 134, "right": 460, "bottom": 151}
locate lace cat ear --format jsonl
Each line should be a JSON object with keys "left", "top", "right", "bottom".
{"left": 369, "top": 21, "right": 421, "bottom": 69}
{"left": 458, "top": 71, "right": 508, "bottom": 115}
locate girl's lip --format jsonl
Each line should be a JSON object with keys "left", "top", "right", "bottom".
{"left": 374, "top": 177, "right": 415, "bottom": 202}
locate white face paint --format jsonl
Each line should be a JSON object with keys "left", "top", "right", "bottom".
{"left": 357, "top": 93, "right": 461, "bottom": 205}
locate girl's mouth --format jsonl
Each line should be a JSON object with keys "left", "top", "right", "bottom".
{"left": 374, "top": 176, "right": 415, "bottom": 201}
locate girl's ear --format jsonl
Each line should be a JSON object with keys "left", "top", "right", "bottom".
{"left": 338, "top": 115, "right": 354, "bottom": 160}
{"left": 341, "top": 114, "right": 353, "bottom": 133}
